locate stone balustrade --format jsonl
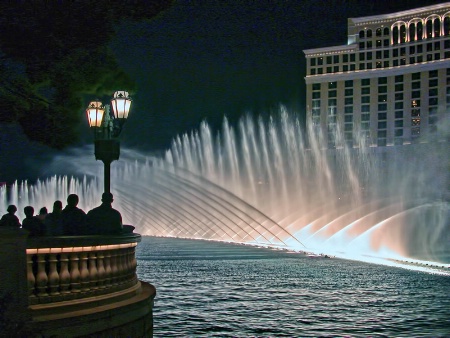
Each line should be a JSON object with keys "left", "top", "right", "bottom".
{"left": 1, "top": 229, "right": 155, "bottom": 336}
{"left": 25, "top": 233, "right": 141, "bottom": 305}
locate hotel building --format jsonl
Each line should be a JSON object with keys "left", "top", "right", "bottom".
{"left": 304, "top": 3, "right": 450, "bottom": 147}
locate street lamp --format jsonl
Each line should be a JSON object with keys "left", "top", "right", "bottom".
{"left": 86, "top": 91, "right": 132, "bottom": 195}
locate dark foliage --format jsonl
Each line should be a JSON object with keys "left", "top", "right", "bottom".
{"left": 0, "top": 0, "right": 173, "bottom": 149}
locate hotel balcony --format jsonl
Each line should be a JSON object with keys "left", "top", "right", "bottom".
{"left": 0, "top": 227, "right": 155, "bottom": 337}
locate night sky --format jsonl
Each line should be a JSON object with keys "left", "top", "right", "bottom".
{"left": 0, "top": 0, "right": 443, "bottom": 182}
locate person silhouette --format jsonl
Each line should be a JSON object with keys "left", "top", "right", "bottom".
{"left": 87, "top": 192, "right": 123, "bottom": 235}
{"left": 61, "top": 194, "right": 87, "bottom": 235}
{"left": 22, "top": 206, "right": 44, "bottom": 236}
{"left": 0, "top": 205, "right": 21, "bottom": 227}
{"left": 44, "top": 200, "right": 63, "bottom": 236}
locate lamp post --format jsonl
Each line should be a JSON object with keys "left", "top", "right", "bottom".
{"left": 86, "top": 91, "right": 132, "bottom": 195}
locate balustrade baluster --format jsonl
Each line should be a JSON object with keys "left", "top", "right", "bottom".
{"left": 59, "top": 252, "right": 71, "bottom": 294}
{"left": 27, "top": 252, "right": 36, "bottom": 298}
{"left": 69, "top": 252, "right": 81, "bottom": 293}
{"left": 48, "top": 253, "right": 60, "bottom": 296}
{"left": 103, "top": 249, "right": 113, "bottom": 288}
{"left": 88, "top": 251, "right": 98, "bottom": 290}
{"left": 96, "top": 250, "right": 106, "bottom": 289}
{"left": 36, "top": 253, "right": 49, "bottom": 297}
{"left": 79, "top": 252, "right": 90, "bottom": 292}
{"left": 110, "top": 249, "right": 120, "bottom": 286}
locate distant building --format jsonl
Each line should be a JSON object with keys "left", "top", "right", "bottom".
{"left": 304, "top": 3, "right": 450, "bottom": 147}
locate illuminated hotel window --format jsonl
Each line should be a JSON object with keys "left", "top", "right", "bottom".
{"left": 329, "top": 82, "right": 337, "bottom": 89}
{"left": 318, "top": 57, "right": 323, "bottom": 65}
{"left": 376, "top": 61, "right": 382, "bottom": 68}
{"left": 400, "top": 58, "right": 406, "bottom": 65}
{"left": 376, "top": 40, "right": 382, "bottom": 47}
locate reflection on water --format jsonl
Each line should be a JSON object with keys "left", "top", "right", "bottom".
{"left": 138, "top": 237, "right": 450, "bottom": 337}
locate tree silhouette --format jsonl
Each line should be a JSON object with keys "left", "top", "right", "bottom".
{"left": 0, "top": 1, "right": 172, "bottom": 149}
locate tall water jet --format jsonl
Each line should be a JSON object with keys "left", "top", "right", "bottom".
{"left": 1, "top": 108, "right": 448, "bottom": 265}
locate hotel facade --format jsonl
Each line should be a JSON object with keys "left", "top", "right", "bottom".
{"left": 304, "top": 3, "right": 450, "bottom": 147}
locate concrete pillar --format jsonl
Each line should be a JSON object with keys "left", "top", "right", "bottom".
{"left": 0, "top": 227, "right": 30, "bottom": 329}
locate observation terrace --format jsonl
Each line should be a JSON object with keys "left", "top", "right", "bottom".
{"left": 0, "top": 227, "right": 155, "bottom": 337}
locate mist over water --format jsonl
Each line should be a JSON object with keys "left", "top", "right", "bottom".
{"left": 1, "top": 109, "right": 449, "bottom": 267}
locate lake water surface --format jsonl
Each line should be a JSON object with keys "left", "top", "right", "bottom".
{"left": 137, "top": 237, "right": 450, "bottom": 337}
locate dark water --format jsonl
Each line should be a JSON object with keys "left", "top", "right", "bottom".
{"left": 136, "top": 237, "right": 450, "bottom": 337}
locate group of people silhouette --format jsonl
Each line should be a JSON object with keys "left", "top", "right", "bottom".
{"left": 0, "top": 192, "right": 128, "bottom": 236}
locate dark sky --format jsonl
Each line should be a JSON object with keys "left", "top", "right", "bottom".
{"left": 0, "top": 0, "right": 443, "bottom": 182}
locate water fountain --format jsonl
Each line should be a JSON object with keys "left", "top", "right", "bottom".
{"left": 1, "top": 108, "right": 448, "bottom": 265}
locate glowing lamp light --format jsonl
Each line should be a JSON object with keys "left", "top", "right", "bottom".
{"left": 86, "top": 100, "right": 105, "bottom": 128}
{"left": 111, "top": 91, "right": 132, "bottom": 120}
